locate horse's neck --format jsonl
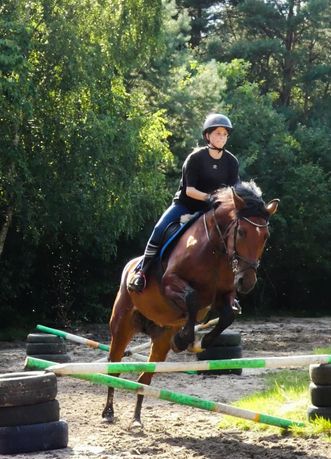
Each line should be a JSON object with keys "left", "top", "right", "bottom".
{"left": 210, "top": 205, "right": 236, "bottom": 232}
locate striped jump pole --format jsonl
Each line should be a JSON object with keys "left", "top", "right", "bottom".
{"left": 36, "top": 324, "right": 151, "bottom": 359}
{"left": 36, "top": 319, "right": 220, "bottom": 357}
{"left": 25, "top": 356, "right": 305, "bottom": 429}
{"left": 36, "top": 324, "right": 110, "bottom": 352}
{"left": 35, "top": 354, "right": 331, "bottom": 376}
{"left": 195, "top": 317, "right": 219, "bottom": 331}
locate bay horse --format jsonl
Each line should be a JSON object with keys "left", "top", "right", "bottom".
{"left": 103, "top": 180, "right": 279, "bottom": 426}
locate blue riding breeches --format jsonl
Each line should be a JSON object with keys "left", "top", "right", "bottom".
{"left": 147, "top": 202, "right": 191, "bottom": 247}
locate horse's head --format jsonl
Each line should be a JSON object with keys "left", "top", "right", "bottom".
{"left": 212, "top": 181, "right": 279, "bottom": 294}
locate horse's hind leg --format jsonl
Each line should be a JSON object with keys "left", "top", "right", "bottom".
{"left": 131, "top": 327, "right": 175, "bottom": 429}
{"left": 102, "top": 289, "right": 137, "bottom": 423}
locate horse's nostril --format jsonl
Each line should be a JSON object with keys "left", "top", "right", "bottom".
{"left": 235, "top": 276, "right": 243, "bottom": 292}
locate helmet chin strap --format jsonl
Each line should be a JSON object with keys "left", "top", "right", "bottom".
{"left": 204, "top": 134, "right": 225, "bottom": 153}
{"left": 207, "top": 142, "right": 224, "bottom": 153}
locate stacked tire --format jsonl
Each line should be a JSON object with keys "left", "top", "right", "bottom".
{"left": 0, "top": 371, "right": 68, "bottom": 454}
{"left": 197, "top": 331, "right": 243, "bottom": 375}
{"left": 307, "top": 364, "right": 331, "bottom": 422}
{"left": 26, "top": 333, "right": 71, "bottom": 363}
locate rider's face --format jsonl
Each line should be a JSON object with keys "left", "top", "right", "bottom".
{"left": 207, "top": 127, "right": 229, "bottom": 149}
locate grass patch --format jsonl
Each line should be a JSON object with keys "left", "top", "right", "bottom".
{"left": 218, "top": 368, "right": 331, "bottom": 438}
{"left": 314, "top": 346, "right": 331, "bottom": 355}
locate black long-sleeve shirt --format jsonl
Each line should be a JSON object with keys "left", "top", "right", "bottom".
{"left": 173, "top": 147, "right": 239, "bottom": 212}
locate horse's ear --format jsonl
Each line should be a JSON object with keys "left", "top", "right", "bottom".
{"left": 265, "top": 199, "right": 280, "bottom": 215}
{"left": 231, "top": 187, "right": 246, "bottom": 210}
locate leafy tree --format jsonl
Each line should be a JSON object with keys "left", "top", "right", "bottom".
{"left": 0, "top": 1, "right": 32, "bottom": 255}
{"left": 1, "top": 0, "right": 330, "bottom": 327}
{"left": 215, "top": 59, "right": 331, "bottom": 313}
{"left": 136, "top": 1, "right": 228, "bottom": 163}
{"left": 202, "top": 0, "right": 331, "bottom": 121}
{"left": 176, "top": 0, "right": 217, "bottom": 47}
{"left": 0, "top": 0, "right": 172, "bottom": 324}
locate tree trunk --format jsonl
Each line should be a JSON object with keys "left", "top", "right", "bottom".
{"left": 280, "top": 0, "right": 296, "bottom": 106}
{"left": 0, "top": 207, "right": 13, "bottom": 258}
{"left": 190, "top": 6, "right": 203, "bottom": 48}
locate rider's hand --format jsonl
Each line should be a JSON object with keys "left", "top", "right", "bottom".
{"left": 205, "top": 193, "right": 214, "bottom": 209}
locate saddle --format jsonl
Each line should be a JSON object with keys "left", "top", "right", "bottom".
{"left": 159, "top": 211, "right": 201, "bottom": 261}
{"left": 134, "top": 211, "right": 202, "bottom": 273}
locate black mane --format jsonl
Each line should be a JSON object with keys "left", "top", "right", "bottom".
{"left": 233, "top": 180, "right": 270, "bottom": 220}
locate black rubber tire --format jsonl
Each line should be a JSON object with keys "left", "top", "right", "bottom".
{"left": 197, "top": 345, "right": 243, "bottom": 375}
{"left": 0, "top": 420, "right": 68, "bottom": 454}
{"left": 0, "top": 400, "right": 60, "bottom": 427}
{"left": 197, "top": 345, "right": 242, "bottom": 361}
{"left": 307, "top": 405, "right": 331, "bottom": 422}
{"left": 27, "top": 333, "right": 64, "bottom": 344}
{"left": 309, "top": 382, "right": 331, "bottom": 407}
{"left": 0, "top": 371, "right": 57, "bottom": 407}
{"left": 26, "top": 342, "right": 67, "bottom": 355}
{"left": 200, "top": 368, "right": 243, "bottom": 376}
{"left": 309, "top": 364, "right": 331, "bottom": 386}
{"left": 27, "top": 354, "right": 71, "bottom": 363}
{"left": 203, "top": 331, "right": 241, "bottom": 347}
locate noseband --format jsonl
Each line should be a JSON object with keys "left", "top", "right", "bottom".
{"left": 203, "top": 210, "right": 269, "bottom": 274}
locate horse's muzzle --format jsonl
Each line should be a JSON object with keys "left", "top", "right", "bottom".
{"left": 235, "top": 271, "right": 257, "bottom": 294}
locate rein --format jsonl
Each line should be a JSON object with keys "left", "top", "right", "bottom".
{"left": 203, "top": 210, "right": 269, "bottom": 274}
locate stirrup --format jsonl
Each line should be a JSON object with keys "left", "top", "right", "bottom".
{"left": 128, "top": 270, "right": 146, "bottom": 293}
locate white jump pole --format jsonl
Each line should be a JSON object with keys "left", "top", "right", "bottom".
{"left": 40, "top": 354, "right": 331, "bottom": 375}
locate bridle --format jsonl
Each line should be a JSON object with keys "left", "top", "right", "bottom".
{"left": 203, "top": 209, "right": 269, "bottom": 274}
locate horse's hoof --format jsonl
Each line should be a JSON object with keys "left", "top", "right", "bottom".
{"left": 171, "top": 340, "right": 181, "bottom": 353}
{"left": 129, "top": 419, "right": 144, "bottom": 431}
{"left": 171, "top": 334, "right": 186, "bottom": 353}
{"left": 102, "top": 408, "right": 115, "bottom": 423}
{"left": 101, "top": 416, "right": 115, "bottom": 424}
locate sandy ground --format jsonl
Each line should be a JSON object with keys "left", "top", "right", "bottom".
{"left": 1, "top": 316, "right": 331, "bottom": 458}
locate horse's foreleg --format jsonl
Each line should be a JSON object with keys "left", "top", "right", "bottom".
{"left": 102, "top": 290, "right": 137, "bottom": 423}
{"left": 171, "top": 287, "right": 200, "bottom": 352}
{"left": 131, "top": 327, "right": 175, "bottom": 428}
{"left": 102, "top": 375, "right": 118, "bottom": 422}
{"left": 200, "top": 292, "right": 237, "bottom": 349}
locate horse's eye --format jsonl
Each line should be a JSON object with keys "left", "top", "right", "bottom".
{"left": 238, "top": 228, "right": 245, "bottom": 238}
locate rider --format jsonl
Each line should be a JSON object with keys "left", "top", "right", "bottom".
{"left": 128, "top": 113, "right": 240, "bottom": 293}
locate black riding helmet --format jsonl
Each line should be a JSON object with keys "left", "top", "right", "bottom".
{"left": 202, "top": 113, "right": 233, "bottom": 140}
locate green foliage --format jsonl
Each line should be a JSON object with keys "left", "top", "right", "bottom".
{"left": 219, "top": 368, "right": 331, "bottom": 438}
{"left": 314, "top": 346, "right": 331, "bottom": 355}
{"left": 176, "top": 0, "right": 216, "bottom": 47}
{"left": 134, "top": 1, "right": 229, "bottom": 172}
{"left": 204, "top": 0, "right": 331, "bottom": 120}
{"left": 0, "top": 0, "right": 330, "bottom": 328}
{"left": 0, "top": 0, "right": 172, "bottom": 325}
{"left": 212, "top": 58, "right": 331, "bottom": 313}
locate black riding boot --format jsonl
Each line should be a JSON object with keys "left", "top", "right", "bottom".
{"left": 128, "top": 241, "right": 159, "bottom": 293}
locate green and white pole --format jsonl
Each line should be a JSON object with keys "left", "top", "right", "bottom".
{"left": 36, "top": 320, "right": 220, "bottom": 358}
{"left": 25, "top": 356, "right": 305, "bottom": 430}
{"left": 36, "top": 324, "right": 150, "bottom": 358}
{"left": 36, "top": 324, "right": 110, "bottom": 352}
{"left": 36, "top": 324, "right": 153, "bottom": 362}
{"left": 36, "top": 354, "right": 331, "bottom": 375}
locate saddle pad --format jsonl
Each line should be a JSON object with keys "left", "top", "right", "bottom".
{"left": 134, "top": 212, "right": 202, "bottom": 272}
{"left": 159, "top": 211, "right": 201, "bottom": 260}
